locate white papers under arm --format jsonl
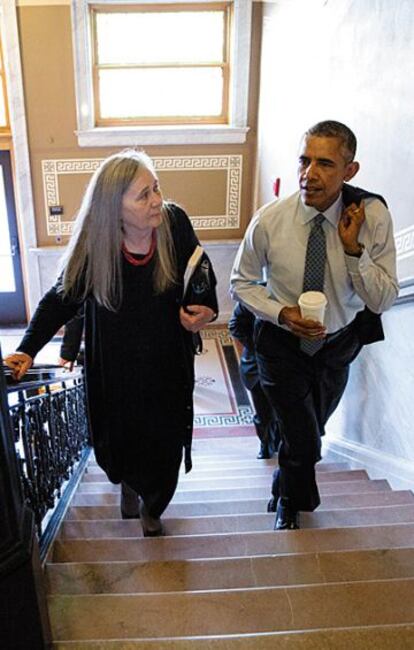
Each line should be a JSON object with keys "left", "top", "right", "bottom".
{"left": 183, "top": 245, "right": 204, "bottom": 295}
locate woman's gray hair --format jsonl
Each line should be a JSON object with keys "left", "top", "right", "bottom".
{"left": 61, "top": 149, "right": 176, "bottom": 310}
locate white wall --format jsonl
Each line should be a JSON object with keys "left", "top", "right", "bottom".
{"left": 256, "top": 0, "right": 414, "bottom": 487}
{"left": 257, "top": 0, "right": 413, "bottom": 278}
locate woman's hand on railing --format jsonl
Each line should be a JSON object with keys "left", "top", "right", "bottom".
{"left": 58, "top": 357, "right": 75, "bottom": 372}
{"left": 4, "top": 352, "right": 33, "bottom": 380}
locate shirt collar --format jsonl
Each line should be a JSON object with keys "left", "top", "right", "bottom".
{"left": 300, "top": 192, "right": 343, "bottom": 228}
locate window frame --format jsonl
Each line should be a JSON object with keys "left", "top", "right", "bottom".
{"left": 71, "top": 0, "right": 252, "bottom": 145}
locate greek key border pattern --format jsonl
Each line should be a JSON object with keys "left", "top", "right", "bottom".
{"left": 194, "top": 405, "right": 254, "bottom": 428}
{"left": 201, "top": 327, "right": 232, "bottom": 345}
{"left": 395, "top": 225, "right": 414, "bottom": 261}
{"left": 42, "top": 155, "right": 242, "bottom": 236}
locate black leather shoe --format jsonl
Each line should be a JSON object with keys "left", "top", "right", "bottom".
{"left": 120, "top": 481, "right": 140, "bottom": 519}
{"left": 274, "top": 497, "right": 300, "bottom": 530}
{"left": 257, "top": 442, "right": 271, "bottom": 459}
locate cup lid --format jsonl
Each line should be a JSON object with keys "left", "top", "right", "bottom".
{"left": 298, "top": 291, "right": 327, "bottom": 306}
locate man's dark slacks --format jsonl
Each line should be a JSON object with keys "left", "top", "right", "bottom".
{"left": 254, "top": 319, "right": 363, "bottom": 512}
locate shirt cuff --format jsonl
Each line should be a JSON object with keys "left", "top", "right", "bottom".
{"left": 344, "top": 246, "right": 370, "bottom": 273}
{"left": 274, "top": 303, "right": 286, "bottom": 326}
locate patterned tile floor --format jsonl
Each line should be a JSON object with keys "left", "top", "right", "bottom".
{"left": 193, "top": 328, "right": 254, "bottom": 435}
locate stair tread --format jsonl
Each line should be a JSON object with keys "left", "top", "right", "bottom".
{"left": 45, "top": 547, "right": 414, "bottom": 594}
{"left": 65, "top": 490, "right": 414, "bottom": 519}
{"left": 82, "top": 462, "right": 351, "bottom": 481}
{"left": 48, "top": 578, "right": 414, "bottom": 640}
{"left": 58, "top": 504, "right": 414, "bottom": 539}
{"left": 71, "top": 479, "right": 391, "bottom": 506}
{"left": 52, "top": 523, "right": 414, "bottom": 563}
{"left": 76, "top": 470, "right": 370, "bottom": 493}
{"left": 52, "top": 623, "right": 414, "bottom": 649}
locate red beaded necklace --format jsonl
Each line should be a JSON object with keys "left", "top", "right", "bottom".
{"left": 121, "top": 230, "right": 157, "bottom": 266}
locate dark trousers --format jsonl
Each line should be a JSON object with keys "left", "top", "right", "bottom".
{"left": 250, "top": 381, "right": 280, "bottom": 452}
{"left": 255, "top": 319, "right": 362, "bottom": 511}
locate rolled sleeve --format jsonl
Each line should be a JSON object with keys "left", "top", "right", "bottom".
{"left": 345, "top": 203, "right": 399, "bottom": 313}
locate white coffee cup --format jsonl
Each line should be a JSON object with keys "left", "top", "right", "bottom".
{"left": 298, "top": 291, "right": 327, "bottom": 324}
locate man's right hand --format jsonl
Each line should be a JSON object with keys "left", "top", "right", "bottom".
{"left": 4, "top": 352, "right": 33, "bottom": 380}
{"left": 279, "top": 306, "right": 326, "bottom": 341}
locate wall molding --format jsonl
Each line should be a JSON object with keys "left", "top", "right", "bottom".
{"left": 395, "top": 223, "right": 414, "bottom": 262}
{"left": 42, "top": 154, "right": 243, "bottom": 235}
{"left": 325, "top": 436, "right": 414, "bottom": 491}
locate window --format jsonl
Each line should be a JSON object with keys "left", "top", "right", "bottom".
{"left": 72, "top": 0, "right": 252, "bottom": 145}
{"left": 93, "top": 4, "right": 230, "bottom": 125}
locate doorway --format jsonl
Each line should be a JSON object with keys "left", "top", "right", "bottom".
{"left": 0, "top": 150, "right": 26, "bottom": 325}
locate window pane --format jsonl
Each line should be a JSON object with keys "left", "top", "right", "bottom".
{"left": 96, "top": 11, "right": 225, "bottom": 65}
{"left": 99, "top": 68, "right": 223, "bottom": 118}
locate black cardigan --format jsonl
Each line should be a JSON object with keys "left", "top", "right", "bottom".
{"left": 18, "top": 204, "right": 218, "bottom": 479}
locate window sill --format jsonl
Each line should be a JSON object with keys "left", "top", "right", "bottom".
{"left": 76, "top": 125, "right": 250, "bottom": 147}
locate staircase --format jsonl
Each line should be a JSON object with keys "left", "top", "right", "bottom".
{"left": 46, "top": 436, "right": 414, "bottom": 648}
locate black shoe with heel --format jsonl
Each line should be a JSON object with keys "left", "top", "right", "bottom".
{"left": 120, "top": 481, "right": 141, "bottom": 519}
{"left": 274, "top": 497, "right": 300, "bottom": 530}
{"left": 139, "top": 499, "right": 165, "bottom": 537}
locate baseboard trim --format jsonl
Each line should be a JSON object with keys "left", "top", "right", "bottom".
{"left": 325, "top": 437, "right": 414, "bottom": 491}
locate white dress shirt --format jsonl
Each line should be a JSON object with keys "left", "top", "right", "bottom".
{"left": 230, "top": 191, "right": 399, "bottom": 334}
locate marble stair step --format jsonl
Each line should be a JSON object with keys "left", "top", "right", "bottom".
{"left": 48, "top": 578, "right": 414, "bottom": 640}
{"left": 64, "top": 490, "right": 414, "bottom": 520}
{"left": 70, "top": 479, "right": 391, "bottom": 506}
{"left": 81, "top": 462, "right": 351, "bottom": 482}
{"left": 82, "top": 461, "right": 350, "bottom": 480}
{"left": 46, "top": 547, "right": 414, "bottom": 595}
{"left": 76, "top": 470, "right": 370, "bottom": 494}
{"left": 88, "top": 452, "right": 268, "bottom": 467}
{"left": 58, "top": 504, "right": 414, "bottom": 539}
{"left": 87, "top": 443, "right": 340, "bottom": 465}
{"left": 183, "top": 459, "right": 348, "bottom": 472}
{"left": 52, "top": 523, "right": 414, "bottom": 563}
{"left": 52, "top": 623, "right": 414, "bottom": 650}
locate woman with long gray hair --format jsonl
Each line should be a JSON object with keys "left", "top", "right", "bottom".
{"left": 5, "top": 149, "right": 218, "bottom": 536}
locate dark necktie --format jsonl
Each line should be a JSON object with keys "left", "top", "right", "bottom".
{"left": 300, "top": 213, "right": 326, "bottom": 356}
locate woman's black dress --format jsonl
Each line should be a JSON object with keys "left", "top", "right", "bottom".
{"left": 17, "top": 204, "right": 218, "bottom": 517}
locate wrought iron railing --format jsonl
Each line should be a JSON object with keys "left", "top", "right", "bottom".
{"left": 4, "top": 365, "right": 90, "bottom": 555}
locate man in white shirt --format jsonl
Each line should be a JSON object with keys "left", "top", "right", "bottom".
{"left": 230, "top": 120, "right": 398, "bottom": 529}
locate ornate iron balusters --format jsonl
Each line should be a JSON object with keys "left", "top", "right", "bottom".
{"left": 7, "top": 370, "right": 89, "bottom": 538}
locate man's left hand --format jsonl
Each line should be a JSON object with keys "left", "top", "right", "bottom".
{"left": 338, "top": 201, "right": 365, "bottom": 254}
{"left": 180, "top": 305, "right": 216, "bottom": 333}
